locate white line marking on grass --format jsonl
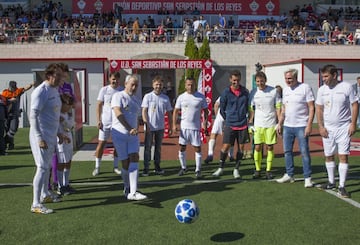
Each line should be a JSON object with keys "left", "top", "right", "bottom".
{"left": 325, "top": 190, "right": 360, "bottom": 208}
{"left": 1, "top": 178, "right": 359, "bottom": 208}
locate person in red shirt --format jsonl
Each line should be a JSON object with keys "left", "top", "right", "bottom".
{"left": 2, "top": 80, "right": 33, "bottom": 150}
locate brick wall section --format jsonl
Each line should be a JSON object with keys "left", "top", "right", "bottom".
{"left": 2, "top": 43, "right": 359, "bottom": 84}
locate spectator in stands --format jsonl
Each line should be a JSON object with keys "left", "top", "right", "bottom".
{"left": 322, "top": 20, "right": 332, "bottom": 44}
{"left": 165, "top": 16, "right": 173, "bottom": 43}
{"left": 114, "top": 3, "right": 123, "bottom": 21}
{"left": 228, "top": 16, "right": 235, "bottom": 29}
{"left": 218, "top": 13, "right": 226, "bottom": 29}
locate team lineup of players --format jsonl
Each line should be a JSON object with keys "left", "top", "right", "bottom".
{"left": 28, "top": 63, "right": 358, "bottom": 214}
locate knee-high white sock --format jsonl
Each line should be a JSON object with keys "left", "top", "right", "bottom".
{"left": 56, "top": 170, "right": 64, "bottom": 187}
{"left": 121, "top": 168, "right": 129, "bottom": 191}
{"left": 195, "top": 152, "right": 202, "bottom": 172}
{"left": 325, "top": 161, "right": 336, "bottom": 184}
{"left": 338, "top": 162, "right": 348, "bottom": 188}
{"left": 63, "top": 168, "right": 70, "bottom": 186}
{"left": 208, "top": 139, "right": 215, "bottom": 156}
{"left": 41, "top": 168, "right": 51, "bottom": 198}
{"left": 33, "top": 167, "right": 46, "bottom": 206}
{"left": 95, "top": 158, "right": 101, "bottom": 168}
{"left": 179, "top": 151, "right": 186, "bottom": 169}
{"left": 128, "top": 162, "right": 139, "bottom": 195}
{"left": 113, "top": 156, "right": 119, "bottom": 168}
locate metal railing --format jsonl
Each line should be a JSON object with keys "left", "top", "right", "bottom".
{"left": 0, "top": 27, "right": 358, "bottom": 45}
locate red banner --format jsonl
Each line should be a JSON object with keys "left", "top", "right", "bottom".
{"left": 73, "top": 0, "right": 279, "bottom": 15}
{"left": 110, "top": 59, "right": 211, "bottom": 70}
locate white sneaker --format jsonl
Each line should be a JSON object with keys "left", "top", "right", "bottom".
{"left": 212, "top": 168, "right": 223, "bottom": 177}
{"left": 114, "top": 168, "right": 122, "bottom": 175}
{"left": 276, "top": 173, "right": 295, "bottom": 183}
{"left": 127, "top": 192, "right": 148, "bottom": 201}
{"left": 304, "top": 177, "right": 313, "bottom": 188}
{"left": 31, "top": 204, "right": 53, "bottom": 214}
{"left": 233, "top": 168, "right": 241, "bottom": 179}
{"left": 92, "top": 168, "right": 99, "bottom": 176}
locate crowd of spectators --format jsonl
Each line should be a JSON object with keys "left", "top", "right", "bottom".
{"left": 0, "top": 1, "right": 360, "bottom": 45}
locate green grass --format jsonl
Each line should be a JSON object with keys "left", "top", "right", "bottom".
{"left": 1, "top": 127, "right": 360, "bottom": 245}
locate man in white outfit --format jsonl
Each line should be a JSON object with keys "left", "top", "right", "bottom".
{"left": 172, "top": 77, "right": 208, "bottom": 179}
{"left": 92, "top": 72, "right": 123, "bottom": 176}
{"left": 111, "top": 75, "right": 147, "bottom": 201}
{"left": 29, "top": 63, "right": 67, "bottom": 214}
{"left": 316, "top": 64, "right": 358, "bottom": 198}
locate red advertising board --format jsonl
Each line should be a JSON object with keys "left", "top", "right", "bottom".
{"left": 110, "top": 59, "right": 213, "bottom": 140}
{"left": 73, "top": 0, "right": 279, "bottom": 15}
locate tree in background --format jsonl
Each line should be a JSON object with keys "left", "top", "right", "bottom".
{"left": 178, "top": 37, "right": 210, "bottom": 94}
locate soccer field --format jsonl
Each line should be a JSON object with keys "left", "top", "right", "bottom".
{"left": 0, "top": 127, "right": 359, "bottom": 245}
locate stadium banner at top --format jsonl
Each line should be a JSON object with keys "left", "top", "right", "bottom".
{"left": 73, "top": 0, "right": 279, "bottom": 15}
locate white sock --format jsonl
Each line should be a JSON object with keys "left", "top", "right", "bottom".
{"left": 179, "top": 151, "right": 186, "bottom": 169}
{"left": 41, "top": 168, "right": 51, "bottom": 198}
{"left": 56, "top": 170, "right": 64, "bottom": 187}
{"left": 128, "top": 162, "right": 139, "bottom": 195}
{"left": 95, "top": 158, "right": 101, "bottom": 169}
{"left": 113, "top": 156, "right": 119, "bottom": 168}
{"left": 228, "top": 146, "right": 234, "bottom": 158}
{"left": 121, "top": 168, "right": 129, "bottom": 191}
{"left": 208, "top": 139, "right": 215, "bottom": 155}
{"left": 195, "top": 152, "right": 202, "bottom": 172}
{"left": 325, "top": 161, "right": 336, "bottom": 184}
{"left": 32, "top": 167, "right": 46, "bottom": 206}
{"left": 338, "top": 162, "right": 348, "bottom": 188}
{"left": 63, "top": 168, "right": 70, "bottom": 186}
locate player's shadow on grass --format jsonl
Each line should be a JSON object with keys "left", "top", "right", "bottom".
{"left": 210, "top": 232, "right": 245, "bottom": 242}
{"left": 0, "top": 164, "right": 33, "bottom": 171}
{"left": 136, "top": 179, "right": 238, "bottom": 208}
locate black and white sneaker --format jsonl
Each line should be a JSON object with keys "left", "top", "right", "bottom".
{"left": 318, "top": 182, "right": 336, "bottom": 190}
{"left": 178, "top": 168, "right": 187, "bottom": 176}
{"left": 337, "top": 187, "right": 351, "bottom": 198}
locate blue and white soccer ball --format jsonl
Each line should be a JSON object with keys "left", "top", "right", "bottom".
{"left": 174, "top": 199, "right": 199, "bottom": 224}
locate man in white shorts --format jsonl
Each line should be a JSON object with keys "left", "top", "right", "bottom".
{"left": 248, "top": 71, "right": 282, "bottom": 180}
{"left": 29, "top": 63, "right": 66, "bottom": 214}
{"left": 204, "top": 97, "right": 235, "bottom": 164}
{"left": 92, "top": 72, "right": 123, "bottom": 176}
{"left": 141, "top": 75, "right": 173, "bottom": 176}
{"left": 172, "top": 77, "right": 208, "bottom": 179}
{"left": 111, "top": 74, "right": 147, "bottom": 201}
{"left": 316, "top": 64, "right": 358, "bottom": 198}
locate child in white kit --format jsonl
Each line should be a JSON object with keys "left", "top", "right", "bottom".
{"left": 56, "top": 94, "right": 75, "bottom": 196}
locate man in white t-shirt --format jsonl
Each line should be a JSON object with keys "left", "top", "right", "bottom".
{"left": 316, "top": 64, "right": 358, "bottom": 198}
{"left": 172, "top": 77, "right": 208, "bottom": 179}
{"left": 141, "top": 75, "right": 173, "bottom": 176}
{"left": 248, "top": 71, "right": 282, "bottom": 180}
{"left": 29, "top": 63, "right": 65, "bottom": 214}
{"left": 92, "top": 72, "right": 123, "bottom": 176}
{"left": 111, "top": 74, "right": 147, "bottom": 201}
{"left": 276, "top": 68, "right": 315, "bottom": 188}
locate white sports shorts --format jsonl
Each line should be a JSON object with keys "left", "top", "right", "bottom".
{"left": 211, "top": 113, "right": 224, "bottom": 135}
{"left": 111, "top": 128, "right": 140, "bottom": 160}
{"left": 322, "top": 123, "right": 351, "bottom": 156}
{"left": 98, "top": 124, "right": 112, "bottom": 141}
{"left": 179, "top": 128, "right": 201, "bottom": 147}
